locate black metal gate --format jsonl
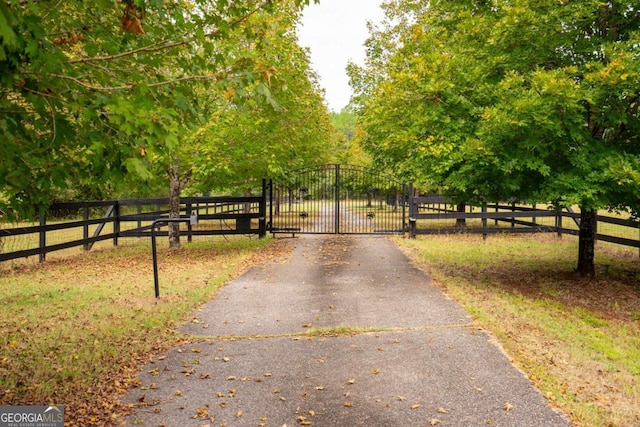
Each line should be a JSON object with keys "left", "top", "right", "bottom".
{"left": 269, "top": 164, "right": 408, "bottom": 235}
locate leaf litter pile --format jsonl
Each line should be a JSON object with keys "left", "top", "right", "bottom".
{"left": 397, "top": 233, "right": 640, "bottom": 427}
{"left": 0, "top": 237, "right": 290, "bottom": 426}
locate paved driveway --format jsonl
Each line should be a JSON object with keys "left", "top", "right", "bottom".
{"left": 122, "top": 235, "right": 571, "bottom": 426}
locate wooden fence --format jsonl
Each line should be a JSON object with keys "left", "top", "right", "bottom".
{"left": 409, "top": 195, "right": 640, "bottom": 250}
{"left": 0, "top": 195, "right": 267, "bottom": 263}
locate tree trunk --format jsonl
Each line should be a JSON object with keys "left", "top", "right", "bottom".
{"left": 456, "top": 202, "right": 466, "bottom": 227}
{"left": 167, "top": 163, "right": 182, "bottom": 250}
{"left": 577, "top": 207, "right": 597, "bottom": 277}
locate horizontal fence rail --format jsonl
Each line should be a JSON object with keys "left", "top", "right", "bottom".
{"left": 409, "top": 194, "right": 640, "bottom": 251}
{"left": 0, "top": 194, "right": 267, "bottom": 263}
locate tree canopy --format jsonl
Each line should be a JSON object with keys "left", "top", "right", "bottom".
{"left": 351, "top": 0, "right": 640, "bottom": 275}
{"left": 0, "top": 0, "right": 322, "bottom": 218}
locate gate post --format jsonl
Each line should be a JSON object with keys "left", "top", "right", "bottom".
{"left": 408, "top": 184, "right": 417, "bottom": 239}
{"left": 260, "top": 178, "right": 268, "bottom": 238}
{"left": 334, "top": 164, "right": 340, "bottom": 234}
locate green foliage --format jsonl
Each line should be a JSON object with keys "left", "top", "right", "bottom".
{"left": 352, "top": 0, "right": 640, "bottom": 213}
{"left": 330, "top": 107, "right": 371, "bottom": 165}
{"left": 0, "top": 0, "right": 318, "bottom": 218}
{"left": 188, "top": 10, "right": 334, "bottom": 193}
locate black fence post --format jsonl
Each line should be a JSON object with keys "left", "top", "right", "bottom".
{"left": 113, "top": 202, "right": 120, "bottom": 247}
{"left": 408, "top": 184, "right": 417, "bottom": 239}
{"left": 83, "top": 204, "right": 90, "bottom": 250}
{"left": 186, "top": 203, "right": 193, "bottom": 243}
{"left": 482, "top": 205, "right": 488, "bottom": 240}
{"left": 259, "top": 178, "right": 267, "bottom": 238}
{"left": 556, "top": 209, "right": 563, "bottom": 238}
{"left": 39, "top": 213, "right": 46, "bottom": 263}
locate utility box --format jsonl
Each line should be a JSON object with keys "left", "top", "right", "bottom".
{"left": 236, "top": 217, "right": 252, "bottom": 231}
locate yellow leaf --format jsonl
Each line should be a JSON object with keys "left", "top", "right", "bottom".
{"left": 236, "top": 410, "right": 243, "bottom": 418}
{"left": 344, "top": 402, "right": 352, "bottom": 407}
{"left": 503, "top": 402, "right": 515, "bottom": 411}
{"left": 429, "top": 420, "right": 441, "bottom": 426}
{"left": 410, "top": 403, "right": 420, "bottom": 409}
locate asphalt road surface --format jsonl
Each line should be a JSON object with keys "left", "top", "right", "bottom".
{"left": 122, "top": 235, "right": 571, "bottom": 427}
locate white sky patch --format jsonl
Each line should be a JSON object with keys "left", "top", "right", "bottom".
{"left": 298, "top": 0, "right": 385, "bottom": 112}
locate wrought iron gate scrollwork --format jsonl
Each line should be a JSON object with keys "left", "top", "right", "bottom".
{"left": 268, "top": 164, "right": 408, "bottom": 235}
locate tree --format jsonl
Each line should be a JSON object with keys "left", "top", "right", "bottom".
{"left": 352, "top": 0, "right": 640, "bottom": 276}
{"left": 188, "top": 9, "right": 334, "bottom": 197}
{"left": 0, "top": 0, "right": 315, "bottom": 221}
{"left": 330, "top": 106, "right": 371, "bottom": 165}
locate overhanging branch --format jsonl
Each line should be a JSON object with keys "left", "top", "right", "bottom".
{"left": 51, "top": 73, "right": 221, "bottom": 91}
{"left": 69, "top": 0, "right": 271, "bottom": 65}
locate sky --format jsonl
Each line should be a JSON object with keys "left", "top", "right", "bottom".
{"left": 298, "top": 0, "right": 385, "bottom": 112}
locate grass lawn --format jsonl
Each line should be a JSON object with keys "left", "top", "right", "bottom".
{"left": 1, "top": 232, "right": 639, "bottom": 426}
{"left": 0, "top": 236, "right": 289, "bottom": 426}
{"left": 395, "top": 233, "right": 640, "bottom": 427}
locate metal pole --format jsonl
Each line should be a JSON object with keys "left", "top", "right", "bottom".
{"left": 335, "top": 164, "right": 340, "bottom": 234}
{"left": 151, "top": 216, "right": 197, "bottom": 298}
{"left": 152, "top": 222, "right": 160, "bottom": 298}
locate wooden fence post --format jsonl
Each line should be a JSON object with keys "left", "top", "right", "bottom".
{"left": 39, "top": 214, "right": 46, "bottom": 263}
{"left": 482, "top": 205, "right": 488, "bottom": 240}
{"left": 259, "top": 178, "right": 268, "bottom": 238}
{"left": 113, "top": 202, "right": 120, "bottom": 247}
{"left": 186, "top": 203, "right": 193, "bottom": 243}
{"left": 556, "top": 209, "right": 563, "bottom": 238}
{"left": 83, "top": 204, "right": 90, "bottom": 250}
